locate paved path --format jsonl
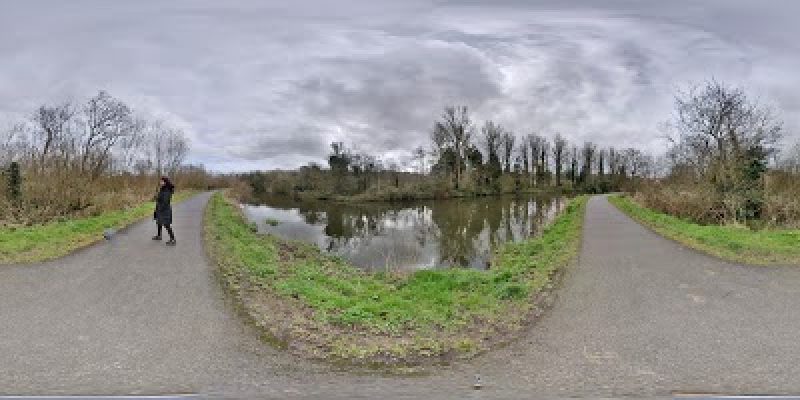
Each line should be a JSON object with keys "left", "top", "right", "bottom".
{"left": 2, "top": 194, "right": 800, "bottom": 399}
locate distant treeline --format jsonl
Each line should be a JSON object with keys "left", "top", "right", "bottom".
{"left": 238, "top": 107, "right": 655, "bottom": 202}
{"left": 240, "top": 79, "right": 800, "bottom": 229}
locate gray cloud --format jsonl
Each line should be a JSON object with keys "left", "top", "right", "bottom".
{"left": 0, "top": 0, "right": 798, "bottom": 171}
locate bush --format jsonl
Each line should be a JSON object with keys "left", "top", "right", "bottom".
{"left": 633, "top": 172, "right": 800, "bottom": 228}
{"left": 762, "top": 171, "right": 800, "bottom": 228}
{"left": 634, "top": 183, "right": 726, "bottom": 225}
{"left": 579, "top": 179, "right": 615, "bottom": 194}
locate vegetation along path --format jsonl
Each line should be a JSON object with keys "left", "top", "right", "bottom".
{"left": 2, "top": 193, "right": 800, "bottom": 398}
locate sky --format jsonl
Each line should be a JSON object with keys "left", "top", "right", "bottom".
{"left": 0, "top": 0, "right": 797, "bottom": 172}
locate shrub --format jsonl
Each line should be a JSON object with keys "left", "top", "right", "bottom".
{"left": 633, "top": 171, "right": 800, "bottom": 228}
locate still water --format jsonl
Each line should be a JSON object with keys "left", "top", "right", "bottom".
{"left": 241, "top": 194, "right": 568, "bottom": 272}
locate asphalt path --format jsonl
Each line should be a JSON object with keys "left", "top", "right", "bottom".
{"left": 2, "top": 193, "right": 799, "bottom": 399}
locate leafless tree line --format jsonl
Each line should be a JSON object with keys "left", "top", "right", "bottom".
{"left": 429, "top": 105, "right": 654, "bottom": 192}
{"left": 1, "top": 90, "right": 188, "bottom": 178}
{"left": 1, "top": 91, "right": 194, "bottom": 223}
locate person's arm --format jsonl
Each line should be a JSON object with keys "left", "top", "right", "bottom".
{"left": 154, "top": 191, "right": 164, "bottom": 218}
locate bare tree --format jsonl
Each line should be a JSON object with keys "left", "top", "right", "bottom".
{"left": 580, "top": 142, "right": 596, "bottom": 183}
{"left": 80, "top": 91, "right": 140, "bottom": 178}
{"left": 538, "top": 136, "right": 550, "bottom": 185}
{"left": 526, "top": 134, "right": 542, "bottom": 186}
{"left": 596, "top": 148, "right": 606, "bottom": 177}
{"left": 668, "top": 80, "right": 781, "bottom": 180}
{"left": 481, "top": 121, "right": 503, "bottom": 182}
{"left": 432, "top": 106, "right": 473, "bottom": 189}
{"left": 518, "top": 139, "right": 530, "bottom": 184}
{"left": 0, "top": 123, "right": 28, "bottom": 166}
{"left": 481, "top": 121, "right": 502, "bottom": 163}
{"left": 144, "top": 120, "right": 189, "bottom": 176}
{"left": 500, "top": 131, "right": 515, "bottom": 173}
{"left": 162, "top": 129, "right": 189, "bottom": 176}
{"left": 552, "top": 134, "right": 567, "bottom": 187}
{"left": 608, "top": 147, "right": 618, "bottom": 177}
{"left": 569, "top": 145, "right": 579, "bottom": 185}
{"left": 623, "top": 148, "right": 651, "bottom": 179}
{"left": 31, "top": 102, "right": 75, "bottom": 171}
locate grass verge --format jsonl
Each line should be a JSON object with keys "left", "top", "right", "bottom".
{"left": 609, "top": 194, "right": 800, "bottom": 266}
{"left": 205, "top": 191, "right": 587, "bottom": 366}
{"left": 0, "top": 190, "right": 197, "bottom": 264}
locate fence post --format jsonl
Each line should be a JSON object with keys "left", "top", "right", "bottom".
{"left": 7, "top": 161, "right": 20, "bottom": 203}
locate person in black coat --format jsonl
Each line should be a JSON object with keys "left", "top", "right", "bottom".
{"left": 153, "top": 176, "right": 176, "bottom": 246}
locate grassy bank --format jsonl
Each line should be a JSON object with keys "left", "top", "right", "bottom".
{"left": 205, "top": 191, "right": 587, "bottom": 366}
{"left": 256, "top": 185, "right": 580, "bottom": 204}
{"left": 0, "top": 190, "right": 197, "bottom": 264}
{"left": 609, "top": 194, "right": 800, "bottom": 266}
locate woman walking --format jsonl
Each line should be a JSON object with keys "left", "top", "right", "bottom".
{"left": 153, "top": 176, "right": 176, "bottom": 246}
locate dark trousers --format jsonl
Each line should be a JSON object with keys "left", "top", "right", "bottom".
{"left": 157, "top": 223, "right": 175, "bottom": 241}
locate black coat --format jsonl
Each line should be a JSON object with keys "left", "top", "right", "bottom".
{"left": 154, "top": 187, "right": 173, "bottom": 225}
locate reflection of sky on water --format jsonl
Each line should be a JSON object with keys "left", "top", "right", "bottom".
{"left": 241, "top": 206, "right": 328, "bottom": 246}
{"left": 241, "top": 196, "right": 566, "bottom": 272}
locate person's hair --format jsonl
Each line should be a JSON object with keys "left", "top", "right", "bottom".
{"left": 161, "top": 176, "right": 175, "bottom": 191}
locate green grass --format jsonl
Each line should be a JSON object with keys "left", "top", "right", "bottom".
{"left": 609, "top": 194, "right": 800, "bottom": 266}
{"left": 0, "top": 191, "right": 197, "bottom": 264}
{"left": 264, "top": 217, "right": 281, "bottom": 226}
{"left": 205, "top": 191, "right": 588, "bottom": 364}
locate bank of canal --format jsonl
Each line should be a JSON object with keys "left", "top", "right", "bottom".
{"left": 205, "top": 191, "right": 587, "bottom": 366}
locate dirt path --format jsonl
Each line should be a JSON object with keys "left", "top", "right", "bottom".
{"left": 2, "top": 194, "right": 799, "bottom": 399}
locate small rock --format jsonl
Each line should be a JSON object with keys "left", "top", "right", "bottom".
{"left": 473, "top": 374, "right": 482, "bottom": 390}
{"left": 103, "top": 229, "right": 116, "bottom": 240}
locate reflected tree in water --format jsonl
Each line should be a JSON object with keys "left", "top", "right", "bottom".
{"left": 247, "top": 193, "right": 568, "bottom": 270}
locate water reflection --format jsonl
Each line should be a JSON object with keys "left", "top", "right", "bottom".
{"left": 241, "top": 194, "right": 567, "bottom": 272}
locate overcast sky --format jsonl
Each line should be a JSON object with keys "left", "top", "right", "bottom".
{"left": 0, "top": 0, "right": 797, "bottom": 171}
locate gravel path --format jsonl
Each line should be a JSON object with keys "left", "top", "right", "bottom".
{"left": 2, "top": 194, "right": 799, "bottom": 399}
